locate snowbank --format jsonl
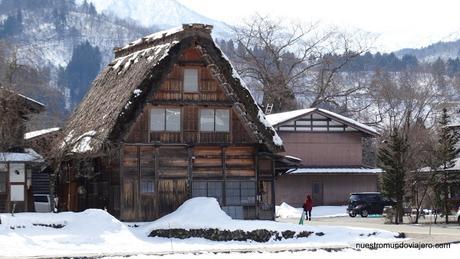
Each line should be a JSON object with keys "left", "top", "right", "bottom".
{"left": 276, "top": 202, "right": 348, "bottom": 219}
{"left": 145, "top": 197, "right": 232, "bottom": 232}
{"left": 144, "top": 198, "right": 396, "bottom": 242}
{"left": 105, "top": 244, "right": 460, "bottom": 259}
{"left": 0, "top": 209, "right": 147, "bottom": 257}
{"left": 0, "top": 199, "right": 400, "bottom": 257}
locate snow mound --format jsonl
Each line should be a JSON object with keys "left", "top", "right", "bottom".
{"left": 276, "top": 202, "right": 303, "bottom": 219}
{"left": 145, "top": 197, "right": 232, "bottom": 232}
{"left": 0, "top": 209, "right": 145, "bottom": 257}
{"left": 276, "top": 203, "right": 348, "bottom": 219}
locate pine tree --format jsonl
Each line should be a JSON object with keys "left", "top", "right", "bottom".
{"left": 435, "top": 108, "right": 460, "bottom": 224}
{"left": 378, "top": 127, "right": 409, "bottom": 224}
{"left": 58, "top": 41, "right": 102, "bottom": 108}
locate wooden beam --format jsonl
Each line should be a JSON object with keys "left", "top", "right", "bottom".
{"left": 149, "top": 100, "right": 234, "bottom": 107}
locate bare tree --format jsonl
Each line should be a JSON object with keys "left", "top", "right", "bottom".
{"left": 368, "top": 70, "right": 446, "bottom": 128}
{"left": 231, "top": 14, "right": 371, "bottom": 113}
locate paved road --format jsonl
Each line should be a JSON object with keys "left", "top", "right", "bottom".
{"left": 278, "top": 215, "right": 460, "bottom": 244}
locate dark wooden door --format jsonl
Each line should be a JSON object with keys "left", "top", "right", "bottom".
{"left": 158, "top": 178, "right": 188, "bottom": 217}
{"left": 258, "top": 180, "right": 274, "bottom": 220}
{"left": 312, "top": 181, "right": 323, "bottom": 205}
{"left": 120, "top": 176, "right": 139, "bottom": 221}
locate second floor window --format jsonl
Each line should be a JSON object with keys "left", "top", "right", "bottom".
{"left": 200, "top": 109, "right": 230, "bottom": 132}
{"left": 183, "top": 68, "right": 198, "bottom": 92}
{"left": 150, "top": 108, "right": 181, "bottom": 132}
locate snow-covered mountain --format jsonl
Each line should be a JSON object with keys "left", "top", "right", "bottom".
{"left": 395, "top": 39, "right": 460, "bottom": 62}
{"left": 0, "top": 1, "right": 151, "bottom": 68}
{"left": 77, "top": 0, "right": 232, "bottom": 38}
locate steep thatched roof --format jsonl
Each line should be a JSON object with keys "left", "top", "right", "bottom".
{"left": 58, "top": 24, "right": 283, "bottom": 155}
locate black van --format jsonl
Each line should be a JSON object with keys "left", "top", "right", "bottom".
{"left": 347, "top": 192, "right": 394, "bottom": 217}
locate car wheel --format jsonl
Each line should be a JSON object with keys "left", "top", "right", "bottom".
{"left": 361, "top": 210, "right": 369, "bottom": 217}
{"left": 349, "top": 211, "right": 357, "bottom": 217}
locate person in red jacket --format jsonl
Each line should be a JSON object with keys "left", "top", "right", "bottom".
{"left": 303, "top": 195, "right": 313, "bottom": 221}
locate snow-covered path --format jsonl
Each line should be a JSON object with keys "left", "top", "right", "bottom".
{"left": 276, "top": 203, "right": 348, "bottom": 219}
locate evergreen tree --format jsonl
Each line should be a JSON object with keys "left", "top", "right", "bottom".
{"left": 435, "top": 108, "right": 460, "bottom": 224}
{"left": 378, "top": 127, "right": 409, "bottom": 224}
{"left": 59, "top": 41, "right": 101, "bottom": 108}
{"left": 432, "top": 58, "right": 447, "bottom": 89}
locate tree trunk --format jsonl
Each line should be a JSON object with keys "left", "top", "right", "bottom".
{"left": 444, "top": 183, "right": 449, "bottom": 224}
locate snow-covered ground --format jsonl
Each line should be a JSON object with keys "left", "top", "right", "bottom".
{"left": 0, "top": 198, "right": 400, "bottom": 258}
{"left": 105, "top": 244, "right": 460, "bottom": 259}
{"left": 276, "top": 202, "right": 348, "bottom": 219}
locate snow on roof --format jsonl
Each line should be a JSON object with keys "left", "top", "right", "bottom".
{"left": 284, "top": 155, "right": 302, "bottom": 162}
{"left": 24, "top": 127, "right": 60, "bottom": 140}
{"left": 71, "top": 130, "right": 96, "bottom": 153}
{"left": 266, "top": 108, "right": 379, "bottom": 136}
{"left": 120, "top": 26, "right": 183, "bottom": 50}
{"left": 266, "top": 108, "right": 316, "bottom": 126}
{"left": 318, "top": 109, "right": 379, "bottom": 135}
{"left": 16, "top": 93, "right": 45, "bottom": 107}
{"left": 289, "top": 167, "right": 383, "bottom": 174}
{"left": 0, "top": 148, "right": 43, "bottom": 162}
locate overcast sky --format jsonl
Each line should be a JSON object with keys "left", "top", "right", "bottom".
{"left": 178, "top": 0, "right": 460, "bottom": 52}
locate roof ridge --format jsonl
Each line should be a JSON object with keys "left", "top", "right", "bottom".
{"left": 114, "top": 23, "right": 213, "bottom": 58}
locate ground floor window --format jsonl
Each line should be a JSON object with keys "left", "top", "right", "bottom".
{"left": 192, "top": 180, "right": 256, "bottom": 206}
{"left": 192, "top": 181, "right": 223, "bottom": 204}
{"left": 141, "top": 177, "right": 154, "bottom": 193}
{"left": 226, "top": 181, "right": 256, "bottom": 206}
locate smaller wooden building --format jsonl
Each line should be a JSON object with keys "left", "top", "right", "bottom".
{"left": 55, "top": 24, "right": 285, "bottom": 221}
{"left": 0, "top": 89, "right": 46, "bottom": 212}
{"left": 267, "top": 108, "right": 381, "bottom": 206}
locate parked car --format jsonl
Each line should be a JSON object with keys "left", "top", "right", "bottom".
{"left": 347, "top": 192, "right": 395, "bottom": 217}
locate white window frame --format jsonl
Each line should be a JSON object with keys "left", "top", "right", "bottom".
{"left": 183, "top": 68, "right": 199, "bottom": 93}
{"left": 150, "top": 108, "right": 181, "bottom": 132}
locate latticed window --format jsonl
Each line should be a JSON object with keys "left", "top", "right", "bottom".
{"left": 225, "top": 181, "right": 256, "bottom": 206}
{"left": 141, "top": 178, "right": 154, "bottom": 193}
{"left": 199, "top": 109, "right": 229, "bottom": 132}
{"left": 192, "top": 181, "right": 223, "bottom": 204}
{"left": 150, "top": 108, "right": 181, "bottom": 132}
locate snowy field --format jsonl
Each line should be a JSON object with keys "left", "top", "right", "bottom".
{"left": 0, "top": 198, "right": 400, "bottom": 258}
{"left": 104, "top": 244, "right": 460, "bottom": 259}
{"left": 276, "top": 202, "right": 348, "bottom": 219}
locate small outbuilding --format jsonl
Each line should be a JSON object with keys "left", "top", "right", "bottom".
{"left": 267, "top": 108, "right": 382, "bottom": 206}
{"left": 0, "top": 88, "right": 46, "bottom": 212}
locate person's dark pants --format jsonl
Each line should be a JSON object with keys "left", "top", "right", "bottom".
{"left": 305, "top": 209, "right": 312, "bottom": 220}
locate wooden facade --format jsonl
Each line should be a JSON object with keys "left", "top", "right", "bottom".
{"left": 57, "top": 27, "right": 281, "bottom": 221}
{"left": 0, "top": 90, "right": 46, "bottom": 213}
